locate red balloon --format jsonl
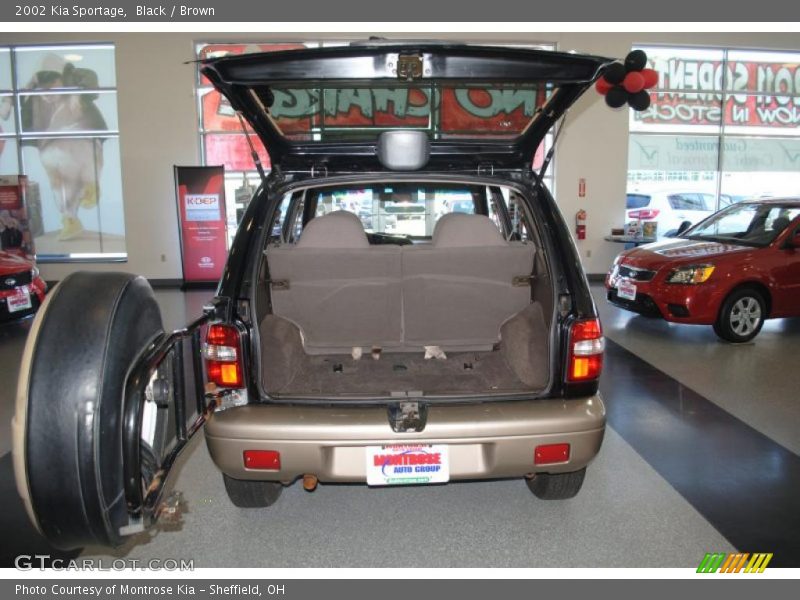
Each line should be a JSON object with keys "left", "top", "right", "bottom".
{"left": 641, "top": 68, "right": 659, "bottom": 89}
{"left": 595, "top": 77, "right": 613, "bottom": 95}
{"left": 623, "top": 71, "right": 645, "bottom": 94}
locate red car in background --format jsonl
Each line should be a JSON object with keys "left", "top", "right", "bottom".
{"left": 606, "top": 199, "right": 800, "bottom": 343}
{"left": 0, "top": 251, "right": 47, "bottom": 321}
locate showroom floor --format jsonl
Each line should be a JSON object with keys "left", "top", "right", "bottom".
{"left": 1, "top": 286, "right": 798, "bottom": 567}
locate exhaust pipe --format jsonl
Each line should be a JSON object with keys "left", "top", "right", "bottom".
{"left": 303, "top": 474, "right": 318, "bottom": 492}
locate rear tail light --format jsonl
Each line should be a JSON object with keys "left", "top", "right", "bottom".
{"left": 204, "top": 323, "right": 244, "bottom": 388}
{"left": 628, "top": 209, "right": 660, "bottom": 219}
{"left": 535, "top": 443, "right": 570, "bottom": 465}
{"left": 567, "top": 318, "right": 604, "bottom": 382}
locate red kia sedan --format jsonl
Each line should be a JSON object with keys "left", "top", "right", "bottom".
{"left": 0, "top": 250, "right": 47, "bottom": 321}
{"left": 606, "top": 199, "right": 800, "bottom": 343}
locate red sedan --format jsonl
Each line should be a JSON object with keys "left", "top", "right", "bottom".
{"left": 0, "top": 251, "right": 47, "bottom": 321}
{"left": 606, "top": 199, "right": 800, "bottom": 343}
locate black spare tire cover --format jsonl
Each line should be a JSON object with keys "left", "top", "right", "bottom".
{"left": 21, "top": 272, "right": 163, "bottom": 549}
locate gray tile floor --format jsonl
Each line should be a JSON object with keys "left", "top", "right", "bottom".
{"left": 8, "top": 286, "right": 791, "bottom": 566}
{"left": 593, "top": 285, "right": 800, "bottom": 456}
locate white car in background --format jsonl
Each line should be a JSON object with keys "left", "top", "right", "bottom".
{"left": 626, "top": 189, "right": 716, "bottom": 238}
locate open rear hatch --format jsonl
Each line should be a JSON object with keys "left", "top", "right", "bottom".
{"left": 201, "top": 42, "right": 614, "bottom": 171}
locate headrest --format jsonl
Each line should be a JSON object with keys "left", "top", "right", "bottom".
{"left": 432, "top": 213, "right": 507, "bottom": 247}
{"left": 297, "top": 210, "right": 369, "bottom": 249}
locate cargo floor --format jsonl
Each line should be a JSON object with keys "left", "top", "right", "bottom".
{"left": 273, "top": 350, "right": 535, "bottom": 397}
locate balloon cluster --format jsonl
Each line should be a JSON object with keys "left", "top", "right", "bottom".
{"left": 595, "top": 49, "right": 658, "bottom": 111}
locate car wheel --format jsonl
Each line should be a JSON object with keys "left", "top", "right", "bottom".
{"left": 223, "top": 475, "right": 284, "bottom": 508}
{"left": 713, "top": 287, "right": 766, "bottom": 343}
{"left": 12, "top": 272, "right": 164, "bottom": 550}
{"left": 525, "top": 468, "right": 586, "bottom": 500}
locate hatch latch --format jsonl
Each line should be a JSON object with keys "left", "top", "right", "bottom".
{"left": 388, "top": 400, "right": 428, "bottom": 433}
{"left": 397, "top": 53, "right": 424, "bottom": 81}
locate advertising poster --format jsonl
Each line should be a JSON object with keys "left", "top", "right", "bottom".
{"left": 0, "top": 174, "right": 36, "bottom": 258}
{"left": 174, "top": 166, "right": 228, "bottom": 285}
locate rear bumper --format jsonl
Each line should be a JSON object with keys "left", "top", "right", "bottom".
{"left": 204, "top": 396, "right": 606, "bottom": 483}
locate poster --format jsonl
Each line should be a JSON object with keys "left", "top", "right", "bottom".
{"left": 174, "top": 166, "right": 228, "bottom": 285}
{"left": 0, "top": 174, "right": 36, "bottom": 259}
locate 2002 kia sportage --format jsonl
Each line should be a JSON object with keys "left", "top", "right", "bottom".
{"left": 13, "top": 42, "right": 618, "bottom": 550}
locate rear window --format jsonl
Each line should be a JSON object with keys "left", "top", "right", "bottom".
{"left": 312, "top": 184, "right": 485, "bottom": 238}
{"left": 626, "top": 194, "right": 651, "bottom": 209}
{"left": 258, "top": 83, "right": 554, "bottom": 142}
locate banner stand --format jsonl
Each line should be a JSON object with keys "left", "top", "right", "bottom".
{"left": 174, "top": 166, "right": 228, "bottom": 288}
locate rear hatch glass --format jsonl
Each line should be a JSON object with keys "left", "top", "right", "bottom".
{"left": 201, "top": 43, "right": 613, "bottom": 169}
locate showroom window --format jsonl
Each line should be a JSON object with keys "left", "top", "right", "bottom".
{"left": 195, "top": 42, "right": 555, "bottom": 244}
{"left": 627, "top": 46, "right": 800, "bottom": 237}
{"left": 0, "top": 44, "right": 126, "bottom": 262}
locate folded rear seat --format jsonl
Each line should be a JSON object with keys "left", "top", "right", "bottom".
{"left": 401, "top": 213, "right": 536, "bottom": 351}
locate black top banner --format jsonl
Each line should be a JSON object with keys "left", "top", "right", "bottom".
{"left": 0, "top": 0, "right": 797, "bottom": 22}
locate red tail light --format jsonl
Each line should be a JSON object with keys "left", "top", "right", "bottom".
{"left": 567, "top": 318, "right": 604, "bottom": 382}
{"left": 204, "top": 323, "right": 244, "bottom": 388}
{"left": 628, "top": 209, "right": 660, "bottom": 220}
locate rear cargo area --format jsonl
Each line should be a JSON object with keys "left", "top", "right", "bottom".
{"left": 261, "top": 303, "right": 550, "bottom": 398}
{"left": 257, "top": 210, "right": 554, "bottom": 400}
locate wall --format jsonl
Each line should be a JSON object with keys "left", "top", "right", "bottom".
{"left": 3, "top": 31, "right": 799, "bottom": 280}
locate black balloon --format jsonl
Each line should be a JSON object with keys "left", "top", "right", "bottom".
{"left": 628, "top": 90, "right": 651, "bottom": 111}
{"left": 625, "top": 49, "right": 648, "bottom": 72}
{"left": 604, "top": 62, "right": 626, "bottom": 85}
{"left": 605, "top": 86, "right": 628, "bottom": 108}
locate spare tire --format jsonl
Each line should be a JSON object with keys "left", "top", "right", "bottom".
{"left": 12, "top": 272, "right": 164, "bottom": 550}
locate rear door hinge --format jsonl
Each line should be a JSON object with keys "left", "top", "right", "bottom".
{"left": 477, "top": 162, "right": 495, "bottom": 176}
{"left": 310, "top": 164, "right": 328, "bottom": 178}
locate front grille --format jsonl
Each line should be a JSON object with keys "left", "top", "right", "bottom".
{"left": 618, "top": 265, "right": 655, "bottom": 282}
{"left": 0, "top": 270, "right": 32, "bottom": 291}
{"left": 607, "top": 289, "right": 663, "bottom": 318}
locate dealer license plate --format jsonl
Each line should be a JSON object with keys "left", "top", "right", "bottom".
{"left": 617, "top": 280, "right": 637, "bottom": 302}
{"left": 366, "top": 444, "right": 450, "bottom": 486}
{"left": 7, "top": 287, "right": 32, "bottom": 313}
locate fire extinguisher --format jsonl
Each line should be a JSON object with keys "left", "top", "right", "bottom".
{"left": 575, "top": 209, "right": 587, "bottom": 240}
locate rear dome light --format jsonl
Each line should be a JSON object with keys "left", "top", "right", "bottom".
{"left": 204, "top": 323, "right": 244, "bottom": 388}
{"left": 567, "top": 318, "right": 604, "bottom": 382}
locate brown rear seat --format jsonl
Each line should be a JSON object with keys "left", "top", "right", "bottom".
{"left": 265, "top": 211, "right": 535, "bottom": 354}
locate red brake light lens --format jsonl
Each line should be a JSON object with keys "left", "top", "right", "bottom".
{"left": 205, "top": 323, "right": 244, "bottom": 388}
{"left": 534, "top": 443, "right": 571, "bottom": 465}
{"left": 567, "top": 318, "right": 604, "bottom": 382}
{"left": 243, "top": 450, "right": 281, "bottom": 470}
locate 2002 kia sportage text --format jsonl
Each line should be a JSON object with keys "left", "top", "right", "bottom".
{"left": 12, "top": 42, "right": 619, "bottom": 550}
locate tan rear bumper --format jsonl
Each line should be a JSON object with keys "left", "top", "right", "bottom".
{"left": 204, "top": 395, "right": 605, "bottom": 482}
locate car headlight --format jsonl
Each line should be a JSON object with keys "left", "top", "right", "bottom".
{"left": 666, "top": 264, "right": 715, "bottom": 284}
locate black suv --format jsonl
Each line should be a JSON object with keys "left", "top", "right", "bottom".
{"left": 13, "top": 43, "right": 612, "bottom": 550}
